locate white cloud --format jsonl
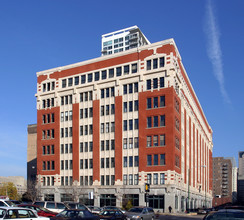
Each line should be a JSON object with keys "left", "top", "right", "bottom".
{"left": 204, "top": 0, "right": 230, "bottom": 104}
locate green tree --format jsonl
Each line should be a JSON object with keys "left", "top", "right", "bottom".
{"left": 0, "top": 182, "right": 19, "bottom": 200}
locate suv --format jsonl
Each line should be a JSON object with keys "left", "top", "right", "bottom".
{"left": 33, "top": 201, "right": 68, "bottom": 213}
{"left": 0, "top": 199, "right": 16, "bottom": 207}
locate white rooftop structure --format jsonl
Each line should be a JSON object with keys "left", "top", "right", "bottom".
{"left": 101, "top": 25, "right": 150, "bottom": 56}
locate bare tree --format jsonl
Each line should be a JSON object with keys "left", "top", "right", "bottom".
{"left": 27, "top": 179, "right": 41, "bottom": 202}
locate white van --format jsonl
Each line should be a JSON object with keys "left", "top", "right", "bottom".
{"left": 33, "top": 201, "right": 67, "bottom": 213}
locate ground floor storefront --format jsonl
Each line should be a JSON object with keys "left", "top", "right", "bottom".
{"left": 39, "top": 184, "right": 212, "bottom": 213}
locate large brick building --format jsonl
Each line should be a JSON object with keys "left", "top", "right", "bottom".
{"left": 35, "top": 32, "right": 213, "bottom": 212}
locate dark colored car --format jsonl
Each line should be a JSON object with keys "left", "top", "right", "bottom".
{"left": 101, "top": 207, "right": 125, "bottom": 213}
{"left": 50, "top": 209, "right": 99, "bottom": 220}
{"left": 203, "top": 209, "right": 244, "bottom": 219}
{"left": 99, "top": 209, "right": 127, "bottom": 220}
{"left": 18, "top": 204, "right": 58, "bottom": 217}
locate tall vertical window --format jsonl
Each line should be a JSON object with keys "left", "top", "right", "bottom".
{"left": 153, "top": 58, "right": 158, "bottom": 69}
{"left": 153, "top": 97, "right": 158, "bottom": 108}
{"left": 160, "top": 77, "right": 165, "bottom": 88}
{"left": 160, "top": 135, "right": 166, "bottom": 146}
{"left": 123, "top": 102, "right": 127, "bottom": 113}
{"left": 147, "top": 136, "right": 152, "bottom": 147}
{"left": 153, "top": 78, "right": 158, "bottom": 89}
{"left": 160, "top": 173, "right": 165, "bottom": 184}
{"left": 95, "top": 72, "right": 99, "bottom": 81}
{"left": 123, "top": 175, "right": 127, "bottom": 185}
{"left": 88, "top": 73, "right": 93, "bottom": 82}
{"left": 160, "top": 57, "right": 165, "bottom": 67}
{"left": 160, "top": 154, "right": 165, "bottom": 165}
{"left": 123, "top": 85, "right": 127, "bottom": 94}
{"left": 116, "top": 67, "right": 122, "bottom": 76}
{"left": 123, "top": 157, "right": 128, "bottom": 167}
{"left": 134, "top": 156, "right": 139, "bottom": 167}
{"left": 147, "top": 155, "right": 152, "bottom": 166}
{"left": 134, "top": 82, "right": 138, "bottom": 92}
{"left": 129, "top": 120, "right": 133, "bottom": 130}
{"left": 154, "top": 116, "right": 158, "bottom": 127}
{"left": 134, "top": 174, "right": 139, "bottom": 185}
{"left": 147, "top": 98, "right": 151, "bottom": 109}
{"left": 129, "top": 174, "right": 133, "bottom": 185}
{"left": 147, "top": 60, "right": 151, "bottom": 70}
{"left": 147, "top": 79, "right": 151, "bottom": 90}
{"left": 124, "top": 65, "right": 129, "bottom": 74}
{"left": 102, "top": 70, "right": 107, "bottom": 80}
{"left": 154, "top": 154, "right": 158, "bottom": 165}
{"left": 132, "top": 63, "right": 137, "bottom": 73}
{"left": 153, "top": 135, "right": 158, "bottom": 146}
{"left": 123, "top": 120, "right": 127, "bottom": 131}
{"left": 147, "top": 174, "right": 152, "bottom": 184}
{"left": 134, "top": 100, "right": 139, "bottom": 111}
{"left": 160, "top": 115, "right": 165, "bottom": 126}
{"left": 147, "top": 117, "right": 152, "bottom": 128}
{"left": 134, "top": 137, "right": 139, "bottom": 148}
{"left": 109, "top": 68, "right": 114, "bottom": 78}
{"left": 160, "top": 96, "right": 165, "bottom": 107}
{"left": 153, "top": 173, "right": 158, "bottom": 185}
{"left": 129, "top": 156, "right": 133, "bottom": 167}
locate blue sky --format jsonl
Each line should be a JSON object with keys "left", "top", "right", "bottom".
{"left": 0, "top": 0, "right": 243, "bottom": 178}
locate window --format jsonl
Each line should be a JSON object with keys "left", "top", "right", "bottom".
{"left": 129, "top": 119, "right": 133, "bottom": 130}
{"left": 123, "top": 175, "right": 127, "bottom": 185}
{"left": 101, "top": 89, "right": 104, "bottom": 99}
{"left": 160, "top": 77, "right": 165, "bottom": 88}
{"left": 109, "top": 68, "right": 114, "bottom": 78}
{"left": 111, "top": 122, "right": 115, "bottom": 132}
{"left": 147, "top": 155, "right": 152, "bottom": 166}
{"left": 153, "top": 97, "right": 158, "bottom": 108}
{"left": 68, "top": 78, "right": 73, "bottom": 86}
{"left": 123, "top": 102, "right": 127, "bottom": 113}
{"left": 129, "top": 156, "right": 133, "bottom": 167}
{"left": 134, "top": 119, "right": 139, "bottom": 129}
{"left": 134, "top": 82, "right": 138, "bottom": 93}
{"left": 106, "top": 122, "right": 109, "bottom": 133}
{"left": 101, "top": 123, "right": 104, "bottom": 133}
{"left": 132, "top": 63, "right": 137, "bottom": 73}
{"left": 153, "top": 58, "right": 158, "bottom": 69}
{"left": 123, "top": 138, "right": 127, "bottom": 149}
{"left": 88, "top": 73, "right": 93, "bottom": 82}
{"left": 106, "top": 88, "right": 110, "bottom": 98}
{"left": 101, "top": 158, "right": 104, "bottom": 168}
{"left": 62, "top": 79, "right": 66, "bottom": 88}
{"left": 106, "top": 105, "right": 110, "bottom": 115}
{"left": 147, "top": 136, "right": 151, "bottom": 147}
{"left": 147, "top": 60, "right": 151, "bottom": 70}
{"left": 153, "top": 173, "right": 158, "bottom": 185}
{"left": 111, "top": 87, "right": 115, "bottom": 96}
{"left": 160, "top": 154, "right": 165, "bottom": 165}
{"left": 154, "top": 154, "right": 158, "bottom": 165}
{"left": 81, "top": 75, "right": 86, "bottom": 84}
{"left": 123, "top": 85, "right": 127, "bottom": 94}
{"left": 160, "top": 135, "right": 166, "bottom": 146}
{"left": 134, "top": 137, "right": 139, "bottom": 148}
{"left": 111, "top": 158, "right": 115, "bottom": 168}
{"left": 111, "top": 104, "right": 115, "bottom": 114}
{"left": 147, "top": 117, "right": 152, "bottom": 128}
{"left": 116, "top": 67, "right": 122, "bottom": 76}
{"left": 153, "top": 135, "right": 158, "bottom": 146}
{"left": 160, "top": 96, "right": 165, "bottom": 107}
{"left": 134, "top": 174, "right": 139, "bottom": 185}
{"left": 147, "top": 174, "right": 152, "bottom": 184}
{"left": 106, "top": 140, "right": 109, "bottom": 151}
{"left": 123, "top": 120, "right": 127, "bottom": 131}
{"left": 129, "top": 101, "right": 133, "bottom": 112}
{"left": 102, "top": 70, "right": 107, "bottom": 80}
{"left": 95, "top": 72, "right": 99, "bottom": 81}
{"left": 129, "top": 84, "right": 133, "bottom": 93}
{"left": 134, "top": 100, "right": 139, "bottom": 111}
{"left": 160, "top": 173, "right": 165, "bottom": 184}
{"left": 147, "top": 98, "right": 152, "bottom": 109}
{"left": 153, "top": 78, "right": 158, "bottom": 89}
{"left": 160, "top": 57, "right": 165, "bottom": 67}
{"left": 129, "top": 174, "right": 133, "bottom": 185}
{"left": 129, "top": 138, "right": 133, "bottom": 149}
{"left": 123, "top": 157, "right": 127, "bottom": 167}
{"left": 147, "top": 79, "right": 151, "bottom": 90}
{"left": 154, "top": 116, "right": 158, "bottom": 127}
{"left": 134, "top": 156, "right": 139, "bottom": 167}
{"left": 101, "top": 176, "right": 104, "bottom": 185}
{"left": 160, "top": 115, "right": 165, "bottom": 126}
{"left": 124, "top": 65, "right": 129, "bottom": 74}
{"left": 101, "top": 141, "right": 104, "bottom": 151}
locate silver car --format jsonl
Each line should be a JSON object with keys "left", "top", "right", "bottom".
{"left": 126, "top": 207, "right": 155, "bottom": 220}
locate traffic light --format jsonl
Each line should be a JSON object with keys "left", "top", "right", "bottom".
{"left": 145, "top": 183, "right": 150, "bottom": 192}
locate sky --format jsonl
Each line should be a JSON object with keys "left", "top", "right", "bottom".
{"left": 0, "top": 0, "right": 243, "bottom": 178}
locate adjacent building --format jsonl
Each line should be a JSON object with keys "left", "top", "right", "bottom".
{"left": 101, "top": 26, "right": 150, "bottom": 56}
{"left": 0, "top": 176, "right": 27, "bottom": 196}
{"left": 237, "top": 151, "right": 244, "bottom": 205}
{"left": 35, "top": 27, "right": 213, "bottom": 212}
{"left": 212, "top": 157, "right": 237, "bottom": 207}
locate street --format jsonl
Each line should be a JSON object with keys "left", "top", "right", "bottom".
{"left": 157, "top": 214, "right": 204, "bottom": 220}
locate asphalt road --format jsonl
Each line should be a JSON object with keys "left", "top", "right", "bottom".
{"left": 157, "top": 214, "right": 205, "bottom": 220}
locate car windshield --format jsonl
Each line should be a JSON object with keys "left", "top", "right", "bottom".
{"left": 205, "top": 210, "right": 244, "bottom": 219}
{"left": 128, "top": 208, "right": 143, "bottom": 213}
{"left": 57, "top": 210, "right": 91, "bottom": 218}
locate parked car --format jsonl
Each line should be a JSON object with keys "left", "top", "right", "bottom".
{"left": 87, "top": 206, "right": 101, "bottom": 215}
{"left": 64, "top": 202, "right": 89, "bottom": 210}
{"left": 18, "top": 204, "right": 58, "bottom": 217}
{"left": 50, "top": 209, "right": 99, "bottom": 220}
{"left": 126, "top": 207, "right": 155, "bottom": 220}
{"left": 101, "top": 206, "right": 125, "bottom": 213}
{"left": 33, "top": 201, "right": 68, "bottom": 213}
{"left": 99, "top": 209, "right": 127, "bottom": 220}
{"left": 0, "top": 199, "right": 16, "bottom": 207}
{"left": 0, "top": 207, "right": 50, "bottom": 220}
{"left": 203, "top": 209, "right": 244, "bottom": 219}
